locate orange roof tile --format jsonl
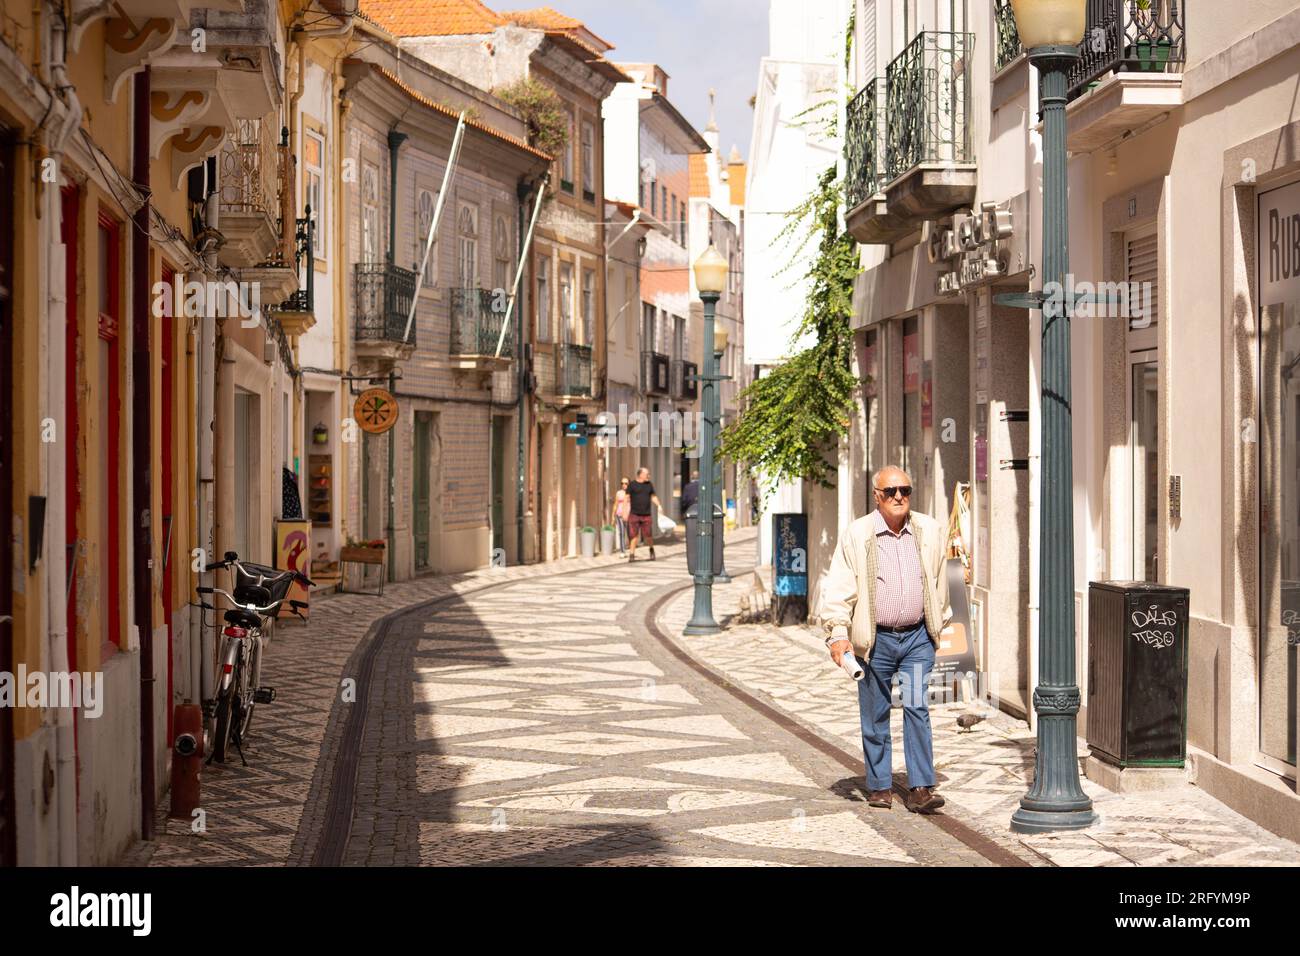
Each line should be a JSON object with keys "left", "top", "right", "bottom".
{"left": 728, "top": 162, "right": 746, "bottom": 207}
{"left": 501, "top": 7, "right": 615, "bottom": 50}
{"left": 355, "top": 61, "right": 552, "bottom": 162}
{"left": 359, "top": 0, "right": 503, "bottom": 37}
{"left": 688, "top": 153, "right": 710, "bottom": 199}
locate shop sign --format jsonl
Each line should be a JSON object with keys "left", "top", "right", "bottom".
{"left": 1260, "top": 179, "right": 1300, "bottom": 307}
{"left": 932, "top": 200, "right": 1015, "bottom": 297}
{"left": 354, "top": 388, "right": 399, "bottom": 435}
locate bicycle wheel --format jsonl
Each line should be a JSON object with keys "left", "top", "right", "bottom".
{"left": 211, "top": 687, "right": 234, "bottom": 764}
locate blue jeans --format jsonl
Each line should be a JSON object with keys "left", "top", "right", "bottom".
{"left": 856, "top": 623, "right": 936, "bottom": 791}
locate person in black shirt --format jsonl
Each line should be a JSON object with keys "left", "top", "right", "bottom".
{"left": 625, "top": 466, "right": 662, "bottom": 561}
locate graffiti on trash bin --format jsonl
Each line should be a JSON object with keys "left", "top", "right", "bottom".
{"left": 1282, "top": 608, "right": 1300, "bottom": 646}
{"left": 1131, "top": 605, "right": 1176, "bottom": 649}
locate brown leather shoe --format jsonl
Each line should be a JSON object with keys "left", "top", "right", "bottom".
{"left": 906, "top": 786, "right": 945, "bottom": 814}
{"left": 866, "top": 788, "right": 893, "bottom": 808}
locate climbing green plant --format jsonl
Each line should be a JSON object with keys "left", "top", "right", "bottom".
{"left": 495, "top": 77, "right": 568, "bottom": 159}
{"left": 719, "top": 166, "right": 860, "bottom": 490}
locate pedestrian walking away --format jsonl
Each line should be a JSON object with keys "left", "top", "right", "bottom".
{"left": 681, "top": 470, "right": 699, "bottom": 516}
{"left": 625, "top": 466, "right": 662, "bottom": 562}
{"left": 611, "top": 476, "right": 632, "bottom": 552}
{"left": 817, "top": 465, "right": 952, "bottom": 814}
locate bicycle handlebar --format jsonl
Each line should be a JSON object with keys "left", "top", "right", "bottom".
{"left": 202, "top": 585, "right": 285, "bottom": 616}
{"left": 202, "top": 553, "right": 313, "bottom": 588}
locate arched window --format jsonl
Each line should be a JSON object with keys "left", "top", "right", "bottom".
{"left": 457, "top": 202, "right": 479, "bottom": 290}
{"left": 416, "top": 189, "right": 436, "bottom": 285}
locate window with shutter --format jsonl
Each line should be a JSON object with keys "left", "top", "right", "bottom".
{"left": 1125, "top": 226, "right": 1159, "bottom": 340}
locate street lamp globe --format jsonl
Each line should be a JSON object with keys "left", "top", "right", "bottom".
{"left": 694, "top": 244, "right": 728, "bottom": 296}
{"left": 713, "top": 324, "right": 729, "bottom": 356}
{"left": 1009, "top": 0, "right": 1087, "bottom": 47}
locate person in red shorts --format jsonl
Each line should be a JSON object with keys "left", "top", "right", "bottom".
{"left": 625, "top": 466, "right": 663, "bottom": 562}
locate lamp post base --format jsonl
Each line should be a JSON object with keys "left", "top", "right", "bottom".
{"left": 1009, "top": 806, "right": 1099, "bottom": 834}
{"left": 683, "top": 580, "right": 720, "bottom": 635}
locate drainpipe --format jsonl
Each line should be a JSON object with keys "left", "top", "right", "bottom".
{"left": 42, "top": 1, "right": 83, "bottom": 867}
{"left": 131, "top": 65, "right": 156, "bottom": 841}
{"left": 196, "top": 168, "right": 219, "bottom": 709}
{"left": 386, "top": 131, "right": 407, "bottom": 581}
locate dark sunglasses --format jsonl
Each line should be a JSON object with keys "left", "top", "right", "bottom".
{"left": 875, "top": 485, "right": 912, "bottom": 499}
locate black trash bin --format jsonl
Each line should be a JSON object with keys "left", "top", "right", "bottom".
{"left": 1086, "top": 581, "right": 1190, "bottom": 768}
{"left": 684, "top": 503, "right": 724, "bottom": 575}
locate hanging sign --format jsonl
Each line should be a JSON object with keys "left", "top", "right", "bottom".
{"left": 354, "top": 388, "right": 399, "bottom": 435}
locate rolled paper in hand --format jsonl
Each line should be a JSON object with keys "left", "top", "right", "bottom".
{"left": 840, "top": 653, "right": 865, "bottom": 681}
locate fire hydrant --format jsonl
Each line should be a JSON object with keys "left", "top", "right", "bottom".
{"left": 169, "top": 703, "right": 203, "bottom": 819}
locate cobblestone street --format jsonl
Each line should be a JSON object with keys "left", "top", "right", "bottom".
{"left": 124, "top": 529, "right": 1300, "bottom": 867}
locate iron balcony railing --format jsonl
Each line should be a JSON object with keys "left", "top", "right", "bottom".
{"left": 994, "top": 0, "right": 1022, "bottom": 71}
{"left": 641, "top": 350, "right": 670, "bottom": 394}
{"left": 354, "top": 261, "right": 417, "bottom": 347}
{"left": 219, "top": 117, "right": 279, "bottom": 219}
{"left": 450, "top": 288, "right": 513, "bottom": 358}
{"left": 884, "top": 31, "right": 973, "bottom": 184}
{"left": 845, "top": 78, "right": 883, "bottom": 209}
{"left": 1067, "top": 0, "right": 1186, "bottom": 100}
{"left": 558, "top": 343, "right": 593, "bottom": 397}
{"left": 269, "top": 212, "right": 314, "bottom": 314}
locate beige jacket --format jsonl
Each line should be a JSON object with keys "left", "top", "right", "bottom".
{"left": 817, "top": 510, "right": 952, "bottom": 660}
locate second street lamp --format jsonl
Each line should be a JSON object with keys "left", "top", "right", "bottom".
{"left": 712, "top": 323, "right": 731, "bottom": 584}
{"left": 684, "top": 245, "right": 727, "bottom": 635}
{"left": 1003, "top": 0, "right": 1098, "bottom": 833}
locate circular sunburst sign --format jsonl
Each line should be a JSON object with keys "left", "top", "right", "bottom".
{"left": 354, "top": 387, "right": 399, "bottom": 435}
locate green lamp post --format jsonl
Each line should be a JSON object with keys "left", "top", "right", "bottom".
{"left": 683, "top": 245, "right": 728, "bottom": 635}
{"left": 1005, "top": 0, "right": 1099, "bottom": 833}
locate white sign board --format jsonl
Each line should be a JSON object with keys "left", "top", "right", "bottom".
{"left": 1260, "top": 179, "right": 1300, "bottom": 307}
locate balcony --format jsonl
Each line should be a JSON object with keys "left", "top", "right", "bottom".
{"left": 450, "top": 288, "right": 513, "bottom": 372}
{"left": 354, "top": 262, "right": 417, "bottom": 368}
{"left": 263, "top": 214, "right": 315, "bottom": 341}
{"left": 845, "top": 32, "right": 975, "bottom": 245}
{"left": 641, "top": 350, "right": 670, "bottom": 395}
{"left": 1064, "top": 0, "right": 1186, "bottom": 152}
{"left": 671, "top": 359, "right": 698, "bottom": 402}
{"left": 556, "top": 343, "right": 593, "bottom": 399}
{"left": 994, "top": 0, "right": 1022, "bottom": 72}
{"left": 218, "top": 118, "right": 281, "bottom": 267}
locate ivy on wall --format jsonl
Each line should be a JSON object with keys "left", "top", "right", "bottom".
{"left": 719, "top": 166, "right": 860, "bottom": 490}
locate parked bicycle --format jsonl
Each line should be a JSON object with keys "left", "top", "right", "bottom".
{"left": 195, "top": 551, "right": 311, "bottom": 765}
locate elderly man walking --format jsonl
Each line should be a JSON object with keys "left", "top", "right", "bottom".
{"left": 818, "top": 466, "right": 951, "bottom": 813}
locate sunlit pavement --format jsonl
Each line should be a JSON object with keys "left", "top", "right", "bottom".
{"left": 124, "top": 529, "right": 1300, "bottom": 867}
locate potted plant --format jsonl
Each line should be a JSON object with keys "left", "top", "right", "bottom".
{"left": 340, "top": 536, "right": 386, "bottom": 565}
{"left": 1129, "top": 1, "right": 1171, "bottom": 72}
{"left": 600, "top": 523, "right": 616, "bottom": 556}
{"left": 580, "top": 526, "right": 597, "bottom": 558}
